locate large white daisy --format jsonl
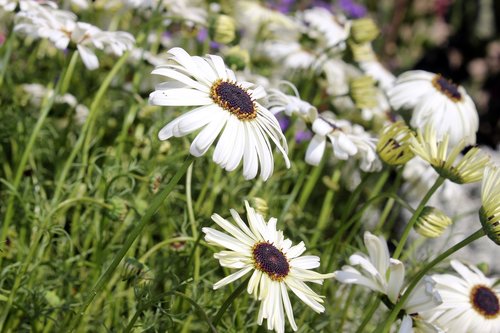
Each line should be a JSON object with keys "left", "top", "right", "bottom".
{"left": 421, "top": 260, "right": 500, "bottom": 333}
{"left": 149, "top": 47, "right": 290, "bottom": 181}
{"left": 202, "top": 201, "right": 334, "bottom": 333}
{"left": 388, "top": 70, "right": 479, "bottom": 147}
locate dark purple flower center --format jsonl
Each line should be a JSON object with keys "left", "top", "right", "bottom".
{"left": 432, "top": 75, "right": 462, "bottom": 101}
{"left": 470, "top": 285, "right": 499, "bottom": 319}
{"left": 210, "top": 79, "right": 256, "bottom": 120}
{"left": 252, "top": 242, "right": 289, "bottom": 281}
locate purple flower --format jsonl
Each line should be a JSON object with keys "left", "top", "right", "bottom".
{"left": 295, "top": 130, "right": 312, "bottom": 143}
{"left": 338, "top": 0, "right": 366, "bottom": 18}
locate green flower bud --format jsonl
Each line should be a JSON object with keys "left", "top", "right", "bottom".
{"left": 350, "top": 18, "right": 379, "bottom": 43}
{"left": 349, "top": 75, "right": 378, "bottom": 109}
{"left": 376, "top": 122, "right": 415, "bottom": 166}
{"left": 414, "top": 206, "right": 452, "bottom": 238}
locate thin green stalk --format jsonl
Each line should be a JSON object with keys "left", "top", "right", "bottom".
{"left": 0, "top": 229, "right": 44, "bottom": 329}
{"left": 65, "top": 156, "right": 194, "bottom": 332}
{"left": 210, "top": 276, "right": 250, "bottom": 331}
{"left": 393, "top": 176, "right": 445, "bottom": 259}
{"left": 278, "top": 171, "right": 306, "bottom": 221}
{"left": 52, "top": 50, "right": 131, "bottom": 203}
{"left": 311, "top": 169, "right": 341, "bottom": 245}
{"left": 186, "top": 163, "right": 200, "bottom": 283}
{"left": 339, "top": 286, "right": 357, "bottom": 332}
{"left": 355, "top": 295, "right": 381, "bottom": 333}
{"left": 297, "top": 157, "right": 326, "bottom": 211}
{"left": 377, "top": 228, "right": 485, "bottom": 333}
{"left": 0, "top": 30, "right": 15, "bottom": 89}
{"left": 0, "top": 51, "right": 78, "bottom": 255}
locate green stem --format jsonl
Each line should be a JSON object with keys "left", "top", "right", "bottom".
{"left": 297, "top": 157, "right": 326, "bottom": 211}
{"left": 377, "top": 228, "right": 485, "bottom": 333}
{"left": 393, "top": 176, "right": 445, "bottom": 259}
{"left": 0, "top": 51, "right": 78, "bottom": 255}
{"left": 60, "top": 50, "right": 79, "bottom": 95}
{"left": 211, "top": 276, "right": 250, "bottom": 331}
{"left": 355, "top": 295, "right": 381, "bottom": 333}
{"left": 65, "top": 156, "right": 194, "bottom": 332}
{"left": 0, "top": 30, "right": 15, "bottom": 89}
{"left": 186, "top": 163, "right": 200, "bottom": 283}
{"left": 52, "top": 51, "right": 131, "bottom": 203}
{"left": 311, "top": 169, "right": 341, "bottom": 244}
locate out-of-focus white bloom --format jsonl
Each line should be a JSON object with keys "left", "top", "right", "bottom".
{"left": 260, "top": 38, "right": 321, "bottom": 71}
{"left": 322, "top": 59, "right": 350, "bottom": 96}
{"left": 14, "top": 3, "right": 134, "bottom": 70}
{"left": 335, "top": 231, "right": 405, "bottom": 303}
{"left": 298, "top": 7, "right": 350, "bottom": 49}
{"left": 22, "top": 83, "right": 77, "bottom": 107}
{"left": 359, "top": 59, "right": 396, "bottom": 92}
{"left": 306, "top": 113, "right": 381, "bottom": 171}
{"left": 234, "top": 0, "right": 295, "bottom": 44}
{"left": 388, "top": 70, "right": 479, "bottom": 147}
{"left": 421, "top": 260, "right": 500, "bottom": 333}
{"left": 267, "top": 83, "right": 317, "bottom": 121}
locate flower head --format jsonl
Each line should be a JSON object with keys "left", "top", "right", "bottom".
{"left": 14, "top": 2, "right": 134, "bottom": 70}
{"left": 306, "top": 113, "right": 381, "bottom": 172}
{"left": 149, "top": 47, "right": 290, "bottom": 181}
{"left": 480, "top": 164, "right": 500, "bottom": 245}
{"left": 388, "top": 70, "right": 479, "bottom": 147}
{"left": 202, "top": 201, "right": 334, "bottom": 333}
{"left": 421, "top": 260, "right": 500, "bottom": 333}
{"left": 334, "top": 231, "right": 405, "bottom": 303}
{"left": 410, "top": 126, "right": 489, "bottom": 184}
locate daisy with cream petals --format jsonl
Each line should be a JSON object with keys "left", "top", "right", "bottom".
{"left": 410, "top": 126, "right": 489, "bottom": 184}
{"left": 149, "top": 47, "right": 290, "bottom": 181}
{"left": 388, "top": 70, "right": 478, "bottom": 147}
{"left": 202, "top": 201, "right": 334, "bottom": 333}
{"left": 421, "top": 260, "right": 500, "bottom": 333}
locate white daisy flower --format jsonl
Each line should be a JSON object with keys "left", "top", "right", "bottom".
{"left": 305, "top": 113, "right": 381, "bottom": 171}
{"left": 359, "top": 59, "right": 396, "bottom": 92}
{"left": 334, "top": 231, "right": 405, "bottom": 303}
{"left": 203, "top": 201, "right": 334, "bottom": 333}
{"left": 298, "top": 7, "right": 350, "bottom": 49}
{"left": 149, "top": 47, "right": 290, "bottom": 181}
{"left": 267, "top": 83, "right": 317, "bottom": 121}
{"left": 421, "top": 260, "right": 500, "bottom": 333}
{"left": 14, "top": 3, "right": 134, "bottom": 70}
{"left": 388, "top": 70, "right": 479, "bottom": 147}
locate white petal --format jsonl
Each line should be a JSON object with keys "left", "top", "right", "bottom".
{"left": 213, "top": 266, "right": 253, "bottom": 289}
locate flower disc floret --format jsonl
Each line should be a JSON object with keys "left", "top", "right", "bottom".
{"left": 431, "top": 75, "right": 462, "bottom": 101}
{"left": 470, "top": 285, "right": 500, "bottom": 319}
{"left": 252, "top": 242, "right": 290, "bottom": 281}
{"left": 210, "top": 79, "right": 257, "bottom": 120}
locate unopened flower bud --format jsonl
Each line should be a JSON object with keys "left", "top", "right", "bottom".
{"left": 376, "top": 122, "right": 415, "bottom": 166}
{"left": 107, "top": 197, "right": 129, "bottom": 221}
{"left": 349, "top": 75, "right": 377, "bottom": 108}
{"left": 209, "top": 14, "right": 236, "bottom": 44}
{"left": 350, "top": 18, "right": 379, "bottom": 43}
{"left": 414, "top": 206, "right": 452, "bottom": 238}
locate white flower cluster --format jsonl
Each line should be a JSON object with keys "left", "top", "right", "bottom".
{"left": 13, "top": 0, "right": 135, "bottom": 70}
